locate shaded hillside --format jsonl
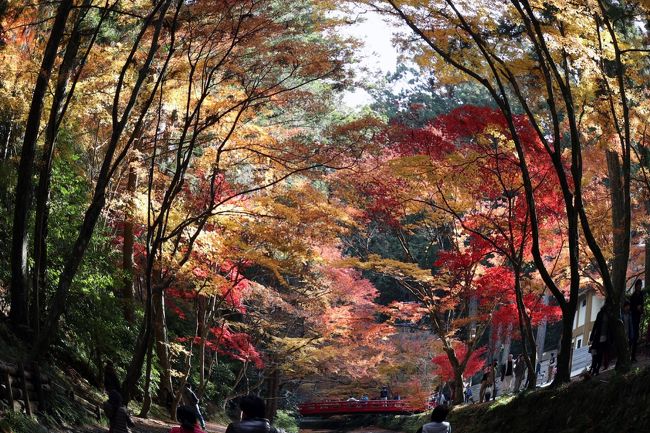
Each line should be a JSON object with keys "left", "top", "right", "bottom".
{"left": 376, "top": 365, "right": 650, "bottom": 433}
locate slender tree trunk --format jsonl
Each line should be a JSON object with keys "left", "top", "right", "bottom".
{"left": 139, "top": 334, "right": 155, "bottom": 418}
{"left": 198, "top": 296, "right": 207, "bottom": 396}
{"left": 607, "top": 150, "right": 632, "bottom": 370}
{"left": 153, "top": 288, "right": 174, "bottom": 407}
{"left": 123, "top": 302, "right": 153, "bottom": 403}
{"left": 265, "top": 367, "right": 280, "bottom": 422}
{"left": 513, "top": 273, "right": 537, "bottom": 389}
{"left": 121, "top": 164, "right": 137, "bottom": 323}
{"left": 32, "top": 0, "right": 176, "bottom": 358}
{"left": 10, "top": 0, "right": 73, "bottom": 331}
{"left": 32, "top": 1, "right": 91, "bottom": 336}
{"left": 554, "top": 303, "right": 575, "bottom": 384}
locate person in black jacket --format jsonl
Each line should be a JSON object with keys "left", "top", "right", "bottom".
{"left": 182, "top": 383, "right": 205, "bottom": 430}
{"left": 226, "top": 395, "right": 284, "bottom": 433}
{"left": 630, "top": 280, "right": 645, "bottom": 362}
{"left": 104, "top": 360, "right": 121, "bottom": 395}
{"left": 589, "top": 305, "right": 613, "bottom": 375}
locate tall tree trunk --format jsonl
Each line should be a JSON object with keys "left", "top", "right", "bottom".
{"left": 32, "top": 1, "right": 92, "bottom": 336}
{"left": 32, "top": 0, "right": 176, "bottom": 358}
{"left": 512, "top": 274, "right": 537, "bottom": 389}
{"left": 153, "top": 288, "right": 174, "bottom": 407}
{"left": 10, "top": 0, "right": 73, "bottom": 331}
{"left": 123, "top": 301, "right": 153, "bottom": 403}
{"left": 121, "top": 164, "right": 137, "bottom": 323}
{"left": 606, "top": 150, "right": 631, "bottom": 369}
{"left": 198, "top": 296, "right": 207, "bottom": 396}
{"left": 265, "top": 367, "right": 280, "bottom": 422}
{"left": 554, "top": 303, "right": 575, "bottom": 384}
{"left": 138, "top": 334, "right": 155, "bottom": 418}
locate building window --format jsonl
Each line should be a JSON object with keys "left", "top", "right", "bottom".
{"left": 576, "top": 336, "right": 582, "bottom": 349}
{"left": 578, "top": 297, "right": 587, "bottom": 327}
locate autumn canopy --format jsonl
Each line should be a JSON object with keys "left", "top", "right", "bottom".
{"left": 0, "top": 0, "right": 648, "bottom": 419}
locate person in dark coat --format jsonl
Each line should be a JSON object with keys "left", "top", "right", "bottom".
{"left": 104, "top": 360, "right": 121, "bottom": 395}
{"left": 182, "top": 383, "right": 205, "bottom": 430}
{"left": 225, "top": 395, "right": 284, "bottom": 433}
{"left": 589, "top": 305, "right": 612, "bottom": 375}
{"left": 630, "top": 280, "right": 644, "bottom": 362}
{"left": 103, "top": 390, "right": 133, "bottom": 433}
{"left": 513, "top": 354, "right": 526, "bottom": 393}
{"left": 170, "top": 405, "right": 205, "bottom": 433}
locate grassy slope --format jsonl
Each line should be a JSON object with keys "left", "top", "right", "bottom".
{"left": 376, "top": 366, "right": 650, "bottom": 433}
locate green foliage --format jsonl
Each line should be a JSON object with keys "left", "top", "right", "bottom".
{"left": 0, "top": 412, "right": 45, "bottom": 433}
{"left": 204, "top": 360, "right": 238, "bottom": 407}
{"left": 40, "top": 386, "right": 96, "bottom": 429}
{"left": 274, "top": 410, "right": 299, "bottom": 433}
{"left": 41, "top": 131, "right": 138, "bottom": 381}
{"left": 368, "top": 64, "right": 494, "bottom": 127}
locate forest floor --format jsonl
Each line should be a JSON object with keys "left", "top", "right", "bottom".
{"left": 64, "top": 418, "right": 226, "bottom": 433}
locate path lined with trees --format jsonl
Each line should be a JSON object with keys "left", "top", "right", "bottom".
{"left": 1, "top": 0, "right": 650, "bottom": 431}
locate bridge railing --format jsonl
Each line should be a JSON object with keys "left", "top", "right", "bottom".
{"left": 298, "top": 399, "right": 423, "bottom": 415}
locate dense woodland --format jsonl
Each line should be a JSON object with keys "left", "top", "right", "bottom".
{"left": 1, "top": 0, "right": 650, "bottom": 425}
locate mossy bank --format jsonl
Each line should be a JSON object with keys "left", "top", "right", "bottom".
{"left": 375, "top": 366, "right": 650, "bottom": 433}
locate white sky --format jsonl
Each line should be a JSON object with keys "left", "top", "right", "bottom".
{"left": 338, "top": 9, "right": 402, "bottom": 107}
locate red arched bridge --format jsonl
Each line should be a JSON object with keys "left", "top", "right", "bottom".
{"left": 298, "top": 400, "right": 426, "bottom": 416}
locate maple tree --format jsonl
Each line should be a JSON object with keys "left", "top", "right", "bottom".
{"left": 0, "top": 0, "right": 395, "bottom": 420}
{"left": 357, "top": 0, "right": 650, "bottom": 382}
{"left": 385, "top": 105, "right": 565, "bottom": 387}
{"left": 3, "top": 0, "right": 650, "bottom": 426}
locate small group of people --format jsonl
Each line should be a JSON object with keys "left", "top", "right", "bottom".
{"left": 102, "top": 360, "right": 286, "bottom": 433}
{"left": 499, "top": 354, "right": 527, "bottom": 393}
{"left": 346, "top": 395, "right": 369, "bottom": 402}
{"left": 103, "top": 360, "right": 207, "bottom": 433}
{"left": 347, "top": 386, "right": 402, "bottom": 402}
{"left": 431, "top": 383, "right": 452, "bottom": 406}
{"left": 476, "top": 353, "right": 528, "bottom": 403}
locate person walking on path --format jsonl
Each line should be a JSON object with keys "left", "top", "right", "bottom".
{"left": 182, "top": 383, "right": 206, "bottom": 430}
{"left": 513, "top": 354, "right": 526, "bottom": 392}
{"left": 623, "top": 300, "right": 634, "bottom": 345}
{"left": 547, "top": 353, "right": 556, "bottom": 383}
{"left": 589, "top": 305, "right": 612, "bottom": 375}
{"left": 104, "top": 360, "right": 121, "bottom": 395}
{"left": 225, "top": 395, "right": 285, "bottom": 433}
{"left": 501, "top": 354, "right": 514, "bottom": 394}
{"left": 103, "top": 390, "right": 133, "bottom": 433}
{"left": 417, "top": 405, "right": 451, "bottom": 433}
{"left": 464, "top": 383, "right": 474, "bottom": 403}
{"left": 479, "top": 365, "right": 492, "bottom": 403}
{"left": 170, "top": 405, "right": 205, "bottom": 433}
{"left": 491, "top": 361, "right": 498, "bottom": 400}
{"left": 630, "top": 280, "right": 644, "bottom": 362}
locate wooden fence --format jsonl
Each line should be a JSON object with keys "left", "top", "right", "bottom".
{"left": 0, "top": 360, "right": 102, "bottom": 420}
